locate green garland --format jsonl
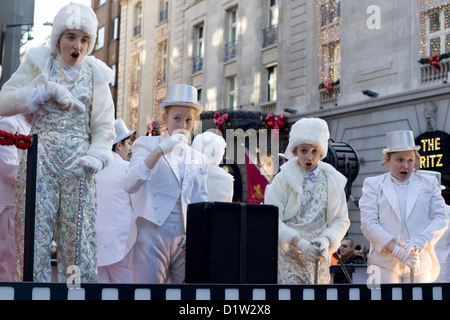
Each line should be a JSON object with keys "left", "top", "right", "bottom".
{"left": 318, "top": 79, "right": 340, "bottom": 89}
{"left": 418, "top": 52, "right": 450, "bottom": 64}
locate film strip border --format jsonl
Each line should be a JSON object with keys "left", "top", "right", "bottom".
{"left": 0, "top": 283, "right": 449, "bottom": 300}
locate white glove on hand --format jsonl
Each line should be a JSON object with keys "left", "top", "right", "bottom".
{"left": 405, "top": 236, "right": 427, "bottom": 254}
{"left": 158, "top": 133, "right": 188, "bottom": 155}
{"left": 391, "top": 244, "right": 418, "bottom": 269}
{"left": 68, "top": 155, "right": 104, "bottom": 177}
{"left": 46, "top": 82, "right": 85, "bottom": 112}
{"left": 178, "top": 236, "right": 186, "bottom": 249}
{"left": 312, "top": 237, "right": 330, "bottom": 259}
{"left": 297, "top": 239, "right": 322, "bottom": 262}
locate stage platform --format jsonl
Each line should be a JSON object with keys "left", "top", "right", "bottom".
{"left": 1, "top": 282, "right": 449, "bottom": 300}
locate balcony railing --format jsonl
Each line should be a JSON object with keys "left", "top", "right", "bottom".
{"left": 134, "top": 24, "right": 141, "bottom": 37}
{"left": 224, "top": 41, "right": 237, "bottom": 62}
{"left": 319, "top": 84, "right": 340, "bottom": 105}
{"left": 420, "top": 59, "right": 450, "bottom": 84}
{"left": 263, "top": 25, "right": 278, "bottom": 48}
{"left": 159, "top": 8, "right": 168, "bottom": 23}
{"left": 192, "top": 56, "right": 203, "bottom": 74}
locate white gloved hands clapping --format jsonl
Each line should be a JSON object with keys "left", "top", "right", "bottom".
{"left": 46, "top": 82, "right": 85, "bottom": 112}
{"left": 158, "top": 133, "right": 188, "bottom": 155}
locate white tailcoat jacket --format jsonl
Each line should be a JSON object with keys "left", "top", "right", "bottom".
{"left": 359, "top": 172, "right": 448, "bottom": 280}
{"left": 96, "top": 152, "right": 134, "bottom": 266}
{"left": 123, "top": 134, "right": 208, "bottom": 263}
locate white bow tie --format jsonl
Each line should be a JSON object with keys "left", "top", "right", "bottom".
{"left": 303, "top": 171, "right": 317, "bottom": 183}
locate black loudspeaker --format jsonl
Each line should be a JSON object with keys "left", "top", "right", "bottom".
{"left": 185, "top": 202, "right": 278, "bottom": 284}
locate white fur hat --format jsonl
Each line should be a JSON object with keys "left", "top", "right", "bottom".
{"left": 284, "top": 117, "right": 330, "bottom": 160}
{"left": 192, "top": 131, "right": 226, "bottom": 165}
{"left": 50, "top": 2, "right": 98, "bottom": 55}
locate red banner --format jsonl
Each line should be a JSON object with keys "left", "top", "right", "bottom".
{"left": 245, "top": 152, "right": 269, "bottom": 204}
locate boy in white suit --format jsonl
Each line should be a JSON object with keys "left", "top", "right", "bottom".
{"left": 96, "top": 119, "right": 134, "bottom": 283}
{"left": 360, "top": 130, "right": 448, "bottom": 283}
{"left": 123, "top": 84, "right": 208, "bottom": 284}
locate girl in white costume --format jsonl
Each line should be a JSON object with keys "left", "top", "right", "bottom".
{"left": 0, "top": 3, "right": 115, "bottom": 282}
{"left": 266, "top": 118, "right": 350, "bottom": 284}
{"left": 123, "top": 84, "right": 208, "bottom": 284}
{"left": 359, "top": 130, "right": 448, "bottom": 283}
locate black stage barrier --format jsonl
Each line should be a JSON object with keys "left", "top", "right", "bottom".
{"left": 185, "top": 202, "right": 278, "bottom": 284}
{"left": 0, "top": 282, "right": 449, "bottom": 300}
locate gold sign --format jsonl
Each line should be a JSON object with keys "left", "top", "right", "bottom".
{"left": 415, "top": 131, "right": 449, "bottom": 174}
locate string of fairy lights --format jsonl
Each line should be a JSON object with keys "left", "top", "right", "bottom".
{"left": 417, "top": 0, "right": 450, "bottom": 63}
{"left": 316, "top": 0, "right": 341, "bottom": 91}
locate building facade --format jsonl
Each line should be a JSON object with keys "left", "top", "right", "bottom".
{"left": 92, "top": 0, "right": 121, "bottom": 110}
{"left": 115, "top": 0, "right": 450, "bottom": 245}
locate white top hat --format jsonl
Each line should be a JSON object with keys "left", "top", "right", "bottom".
{"left": 113, "top": 118, "right": 134, "bottom": 145}
{"left": 382, "top": 130, "right": 421, "bottom": 154}
{"left": 160, "top": 84, "right": 203, "bottom": 114}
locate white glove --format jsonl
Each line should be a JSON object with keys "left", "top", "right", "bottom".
{"left": 391, "top": 245, "right": 418, "bottom": 269}
{"left": 46, "top": 82, "right": 85, "bottom": 112}
{"left": 67, "top": 155, "right": 104, "bottom": 177}
{"left": 405, "top": 236, "right": 427, "bottom": 254}
{"left": 178, "top": 236, "right": 186, "bottom": 249}
{"left": 158, "top": 133, "right": 188, "bottom": 155}
{"left": 312, "top": 237, "right": 330, "bottom": 259}
{"left": 297, "top": 239, "right": 322, "bottom": 262}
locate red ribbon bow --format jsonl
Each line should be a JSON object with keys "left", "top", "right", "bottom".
{"left": 324, "top": 81, "right": 333, "bottom": 96}
{"left": 214, "top": 111, "right": 229, "bottom": 130}
{"left": 264, "top": 114, "right": 286, "bottom": 129}
{"left": 428, "top": 53, "right": 441, "bottom": 72}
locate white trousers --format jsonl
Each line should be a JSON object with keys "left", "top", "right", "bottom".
{"left": 0, "top": 207, "right": 16, "bottom": 282}
{"left": 98, "top": 262, "right": 132, "bottom": 284}
{"left": 132, "top": 213, "right": 185, "bottom": 284}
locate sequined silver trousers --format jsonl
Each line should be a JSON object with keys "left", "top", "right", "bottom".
{"left": 14, "top": 133, "right": 97, "bottom": 283}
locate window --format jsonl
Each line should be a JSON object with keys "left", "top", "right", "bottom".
{"left": 156, "top": 41, "right": 167, "bottom": 86}
{"left": 225, "top": 8, "right": 238, "bottom": 62}
{"left": 159, "top": 0, "right": 169, "bottom": 23}
{"left": 426, "top": 7, "right": 450, "bottom": 55}
{"left": 96, "top": 26, "right": 105, "bottom": 50}
{"left": 321, "top": 41, "right": 340, "bottom": 83}
{"left": 227, "top": 76, "right": 237, "bottom": 109}
{"left": 110, "top": 64, "right": 117, "bottom": 87}
{"left": 269, "top": 0, "right": 279, "bottom": 27}
{"left": 267, "top": 65, "right": 277, "bottom": 102}
{"left": 112, "top": 17, "right": 119, "bottom": 41}
{"left": 193, "top": 24, "right": 204, "bottom": 73}
{"left": 320, "top": 0, "right": 341, "bottom": 27}
{"left": 134, "top": 2, "right": 142, "bottom": 37}
{"left": 131, "top": 52, "right": 141, "bottom": 93}
{"left": 97, "top": 0, "right": 106, "bottom": 7}
{"left": 263, "top": 0, "right": 278, "bottom": 48}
